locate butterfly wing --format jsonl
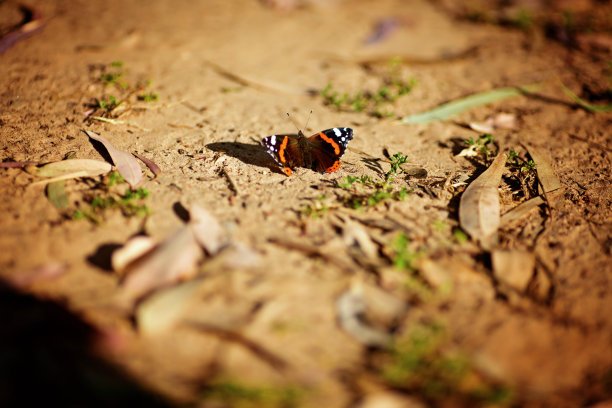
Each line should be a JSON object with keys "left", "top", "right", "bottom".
{"left": 307, "top": 128, "right": 353, "bottom": 173}
{"left": 261, "top": 135, "right": 304, "bottom": 176}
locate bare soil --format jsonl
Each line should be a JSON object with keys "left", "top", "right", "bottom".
{"left": 1, "top": 1, "right": 611, "bottom": 407}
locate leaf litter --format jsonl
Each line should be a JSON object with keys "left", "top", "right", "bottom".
{"left": 468, "top": 112, "right": 517, "bottom": 133}
{"left": 4, "top": 2, "right": 611, "bottom": 406}
{"left": 46, "top": 180, "right": 69, "bottom": 209}
{"left": 29, "top": 159, "right": 112, "bottom": 186}
{"left": 133, "top": 152, "right": 162, "bottom": 179}
{"left": 84, "top": 130, "right": 143, "bottom": 187}
{"left": 336, "top": 280, "right": 394, "bottom": 349}
{"left": 458, "top": 152, "right": 507, "bottom": 250}
{"left": 500, "top": 144, "right": 563, "bottom": 226}
{"left": 113, "top": 204, "right": 260, "bottom": 324}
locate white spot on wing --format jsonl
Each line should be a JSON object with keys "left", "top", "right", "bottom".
{"left": 334, "top": 128, "right": 341, "bottom": 137}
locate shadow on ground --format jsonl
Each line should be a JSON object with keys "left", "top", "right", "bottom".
{"left": 206, "top": 141, "right": 275, "bottom": 170}
{"left": 0, "top": 281, "right": 172, "bottom": 408}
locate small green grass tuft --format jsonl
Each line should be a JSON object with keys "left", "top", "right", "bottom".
{"left": 452, "top": 228, "right": 469, "bottom": 244}
{"left": 92, "top": 61, "right": 160, "bottom": 119}
{"left": 507, "top": 150, "right": 538, "bottom": 198}
{"left": 108, "top": 171, "right": 125, "bottom": 186}
{"left": 87, "top": 187, "right": 151, "bottom": 217}
{"left": 300, "top": 195, "right": 329, "bottom": 218}
{"left": 339, "top": 175, "right": 410, "bottom": 210}
{"left": 72, "top": 173, "right": 151, "bottom": 222}
{"left": 200, "top": 381, "right": 303, "bottom": 408}
{"left": 460, "top": 133, "right": 496, "bottom": 163}
{"left": 386, "top": 152, "right": 409, "bottom": 180}
{"left": 382, "top": 323, "right": 513, "bottom": 405}
{"left": 138, "top": 91, "right": 159, "bottom": 102}
{"left": 392, "top": 232, "right": 421, "bottom": 271}
{"left": 98, "top": 95, "right": 119, "bottom": 113}
{"left": 320, "top": 71, "right": 416, "bottom": 118}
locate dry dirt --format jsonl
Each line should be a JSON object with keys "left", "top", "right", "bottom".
{"left": 1, "top": 0, "right": 611, "bottom": 407}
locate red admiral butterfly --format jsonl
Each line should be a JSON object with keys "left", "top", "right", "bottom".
{"left": 261, "top": 127, "right": 353, "bottom": 176}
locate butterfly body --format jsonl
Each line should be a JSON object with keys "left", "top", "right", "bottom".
{"left": 262, "top": 127, "right": 353, "bottom": 176}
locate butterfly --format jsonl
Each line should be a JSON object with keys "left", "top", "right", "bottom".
{"left": 261, "top": 127, "right": 353, "bottom": 176}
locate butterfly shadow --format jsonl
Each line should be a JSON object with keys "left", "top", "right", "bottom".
{"left": 206, "top": 135, "right": 296, "bottom": 174}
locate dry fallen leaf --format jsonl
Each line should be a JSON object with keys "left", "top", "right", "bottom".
{"left": 459, "top": 153, "right": 507, "bottom": 250}
{"left": 335, "top": 214, "right": 381, "bottom": 267}
{"left": 499, "top": 143, "right": 564, "bottom": 227}
{"left": 36, "top": 159, "right": 111, "bottom": 178}
{"left": 415, "top": 258, "right": 453, "bottom": 289}
{"left": 524, "top": 144, "right": 562, "bottom": 193}
{"left": 133, "top": 152, "right": 162, "bottom": 179}
{"left": 114, "top": 204, "right": 244, "bottom": 310}
{"left": 31, "top": 159, "right": 113, "bottom": 186}
{"left": 336, "top": 281, "right": 393, "bottom": 349}
{"left": 115, "top": 226, "right": 203, "bottom": 310}
{"left": 111, "top": 235, "right": 157, "bottom": 275}
{"left": 469, "top": 112, "right": 517, "bottom": 133}
{"left": 46, "top": 181, "right": 69, "bottom": 209}
{"left": 500, "top": 196, "right": 545, "bottom": 227}
{"left": 189, "top": 204, "right": 228, "bottom": 255}
{"left": 84, "top": 130, "right": 143, "bottom": 187}
{"left": 492, "top": 249, "right": 535, "bottom": 292}
{"left": 7, "top": 262, "right": 67, "bottom": 288}
{"left": 136, "top": 278, "right": 205, "bottom": 336}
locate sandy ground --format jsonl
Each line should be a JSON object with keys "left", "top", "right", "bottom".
{"left": 1, "top": 0, "right": 611, "bottom": 407}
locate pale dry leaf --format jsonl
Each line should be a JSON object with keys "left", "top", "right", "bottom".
{"left": 136, "top": 278, "right": 205, "bottom": 336}
{"left": 133, "top": 152, "right": 162, "bottom": 179}
{"left": 31, "top": 171, "right": 91, "bottom": 186}
{"left": 189, "top": 204, "right": 228, "bottom": 255}
{"left": 46, "top": 181, "right": 69, "bottom": 208}
{"left": 115, "top": 226, "right": 203, "bottom": 310}
{"left": 459, "top": 152, "right": 507, "bottom": 249}
{"left": 492, "top": 249, "right": 535, "bottom": 291}
{"left": 457, "top": 144, "right": 479, "bottom": 157}
{"left": 358, "top": 392, "right": 426, "bottom": 408}
{"left": 338, "top": 215, "right": 380, "bottom": 264}
{"left": 500, "top": 188, "right": 564, "bottom": 227}
{"left": 84, "top": 130, "right": 143, "bottom": 187}
{"left": 8, "top": 262, "right": 67, "bottom": 288}
{"left": 469, "top": 112, "right": 516, "bottom": 133}
{"left": 524, "top": 144, "right": 562, "bottom": 193}
{"left": 35, "top": 159, "right": 112, "bottom": 178}
{"left": 360, "top": 282, "right": 406, "bottom": 328}
{"left": 221, "top": 241, "right": 261, "bottom": 269}
{"left": 336, "top": 281, "right": 392, "bottom": 349}
{"left": 111, "top": 235, "right": 156, "bottom": 274}
{"left": 469, "top": 122, "right": 495, "bottom": 134}
{"left": 415, "top": 258, "right": 453, "bottom": 289}
{"left": 500, "top": 196, "right": 545, "bottom": 227}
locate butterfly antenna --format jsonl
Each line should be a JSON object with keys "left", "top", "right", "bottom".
{"left": 286, "top": 112, "right": 301, "bottom": 133}
{"left": 303, "top": 110, "right": 313, "bottom": 132}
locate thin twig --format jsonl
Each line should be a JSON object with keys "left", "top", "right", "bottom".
{"left": 203, "top": 59, "right": 302, "bottom": 94}
{"left": 268, "top": 236, "right": 357, "bottom": 273}
{"left": 219, "top": 167, "right": 240, "bottom": 196}
{"left": 183, "top": 321, "right": 289, "bottom": 371}
{"left": 90, "top": 116, "right": 151, "bottom": 131}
